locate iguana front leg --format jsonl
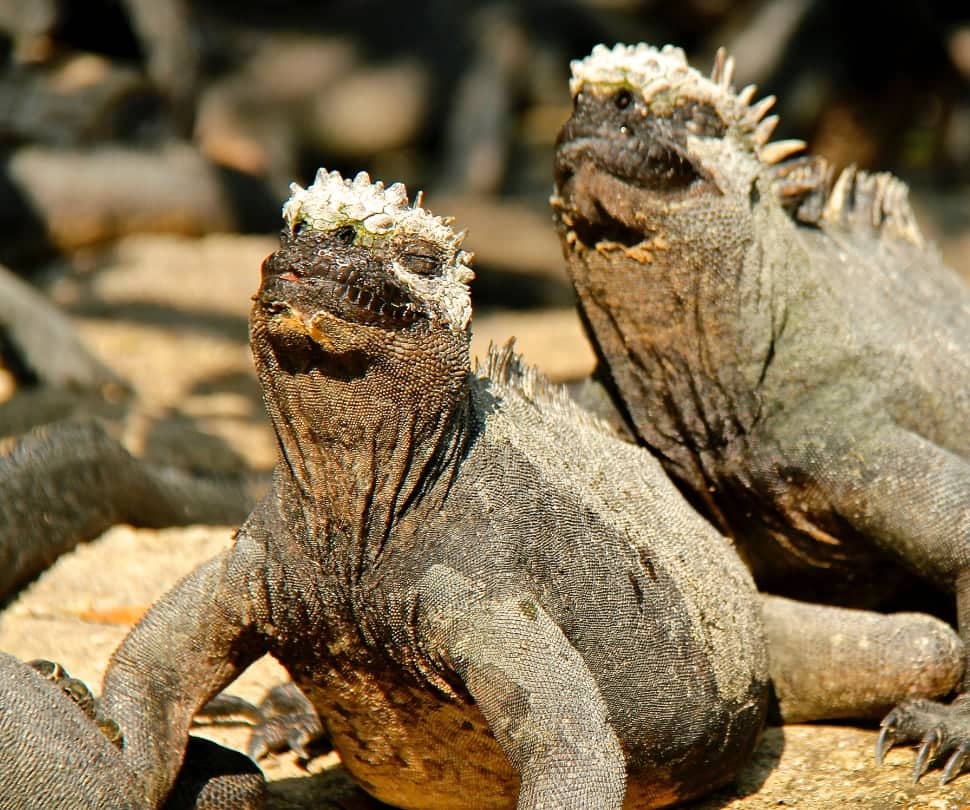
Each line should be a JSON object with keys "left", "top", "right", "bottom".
{"left": 417, "top": 565, "right": 626, "bottom": 809}
{"left": 766, "top": 415, "right": 970, "bottom": 782}
{"left": 762, "top": 594, "right": 963, "bottom": 722}
{"left": 102, "top": 530, "right": 270, "bottom": 807}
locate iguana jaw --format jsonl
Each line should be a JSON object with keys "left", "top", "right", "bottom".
{"left": 552, "top": 82, "right": 727, "bottom": 256}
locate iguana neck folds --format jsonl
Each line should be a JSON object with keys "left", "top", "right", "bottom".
{"left": 251, "top": 171, "right": 475, "bottom": 575}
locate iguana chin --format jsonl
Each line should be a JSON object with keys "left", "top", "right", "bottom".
{"left": 100, "top": 168, "right": 772, "bottom": 809}
{"left": 553, "top": 42, "right": 970, "bottom": 782}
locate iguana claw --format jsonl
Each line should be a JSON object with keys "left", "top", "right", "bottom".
{"left": 941, "top": 743, "right": 970, "bottom": 786}
{"left": 876, "top": 698, "right": 970, "bottom": 785}
{"left": 875, "top": 722, "right": 896, "bottom": 765}
{"left": 913, "top": 727, "right": 941, "bottom": 782}
{"left": 245, "top": 683, "right": 326, "bottom": 764}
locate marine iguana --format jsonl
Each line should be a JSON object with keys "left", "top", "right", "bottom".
{"left": 552, "top": 42, "right": 970, "bottom": 783}
{"left": 0, "top": 264, "right": 263, "bottom": 599}
{"left": 97, "top": 168, "right": 774, "bottom": 809}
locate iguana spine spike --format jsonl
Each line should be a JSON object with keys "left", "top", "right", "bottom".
{"left": 752, "top": 114, "right": 780, "bottom": 146}
{"left": 759, "top": 139, "right": 806, "bottom": 165}
{"left": 710, "top": 47, "right": 735, "bottom": 90}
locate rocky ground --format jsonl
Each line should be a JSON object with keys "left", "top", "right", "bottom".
{"left": 1, "top": 228, "right": 969, "bottom": 808}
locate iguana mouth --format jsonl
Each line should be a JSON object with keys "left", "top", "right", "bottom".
{"left": 258, "top": 247, "right": 423, "bottom": 330}
{"left": 554, "top": 126, "right": 697, "bottom": 252}
{"left": 555, "top": 129, "right": 699, "bottom": 195}
{"left": 569, "top": 199, "right": 645, "bottom": 250}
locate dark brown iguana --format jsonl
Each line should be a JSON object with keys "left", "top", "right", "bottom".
{"left": 552, "top": 42, "right": 970, "bottom": 783}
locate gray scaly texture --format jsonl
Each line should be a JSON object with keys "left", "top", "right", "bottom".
{"left": 553, "top": 42, "right": 970, "bottom": 782}
{"left": 100, "top": 169, "right": 769, "bottom": 809}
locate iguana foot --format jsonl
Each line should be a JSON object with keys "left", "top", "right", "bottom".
{"left": 199, "top": 683, "right": 327, "bottom": 764}
{"left": 28, "top": 659, "right": 123, "bottom": 746}
{"left": 247, "top": 683, "right": 327, "bottom": 764}
{"left": 877, "top": 696, "right": 970, "bottom": 785}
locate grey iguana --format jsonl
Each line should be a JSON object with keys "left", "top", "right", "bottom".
{"left": 552, "top": 42, "right": 970, "bottom": 783}
{"left": 92, "top": 169, "right": 970, "bottom": 809}
{"left": 96, "top": 168, "right": 771, "bottom": 808}
{"left": 0, "top": 264, "right": 264, "bottom": 598}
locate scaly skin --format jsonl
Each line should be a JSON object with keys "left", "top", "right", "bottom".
{"left": 101, "top": 169, "right": 770, "bottom": 809}
{"left": 0, "top": 651, "right": 263, "bottom": 809}
{"left": 0, "top": 264, "right": 263, "bottom": 599}
{"left": 552, "top": 42, "right": 970, "bottom": 783}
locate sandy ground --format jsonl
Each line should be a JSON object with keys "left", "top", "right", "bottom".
{"left": 2, "top": 231, "right": 970, "bottom": 808}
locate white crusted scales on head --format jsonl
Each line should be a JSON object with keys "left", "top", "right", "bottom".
{"left": 569, "top": 42, "right": 688, "bottom": 98}
{"left": 283, "top": 169, "right": 475, "bottom": 331}
{"left": 570, "top": 43, "right": 798, "bottom": 158}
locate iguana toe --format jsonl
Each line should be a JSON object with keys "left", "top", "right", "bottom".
{"left": 877, "top": 697, "right": 970, "bottom": 785}
{"left": 875, "top": 722, "right": 896, "bottom": 765}
{"left": 247, "top": 683, "right": 326, "bottom": 764}
{"left": 941, "top": 742, "right": 970, "bottom": 786}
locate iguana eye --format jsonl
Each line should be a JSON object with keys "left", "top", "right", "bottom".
{"left": 614, "top": 89, "right": 633, "bottom": 110}
{"left": 402, "top": 252, "right": 440, "bottom": 276}
{"left": 332, "top": 225, "right": 356, "bottom": 245}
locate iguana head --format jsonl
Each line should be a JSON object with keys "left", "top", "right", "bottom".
{"left": 552, "top": 43, "right": 807, "bottom": 261}
{"left": 251, "top": 171, "right": 478, "bottom": 556}
{"left": 252, "top": 169, "right": 474, "bottom": 384}
{"left": 550, "top": 44, "right": 802, "bottom": 491}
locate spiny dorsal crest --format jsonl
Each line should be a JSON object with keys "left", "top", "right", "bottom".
{"left": 772, "top": 158, "right": 925, "bottom": 247}
{"left": 573, "top": 43, "right": 924, "bottom": 248}
{"left": 283, "top": 170, "right": 476, "bottom": 330}
{"left": 477, "top": 340, "right": 616, "bottom": 437}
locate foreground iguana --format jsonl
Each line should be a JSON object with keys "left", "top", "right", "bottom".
{"left": 94, "top": 168, "right": 771, "bottom": 809}
{"left": 552, "top": 42, "right": 970, "bottom": 782}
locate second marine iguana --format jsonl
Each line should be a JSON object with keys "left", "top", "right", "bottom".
{"left": 98, "top": 168, "right": 773, "bottom": 809}
{"left": 552, "top": 42, "right": 970, "bottom": 782}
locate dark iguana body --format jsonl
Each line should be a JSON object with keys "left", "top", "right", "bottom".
{"left": 553, "top": 43, "right": 970, "bottom": 780}
{"left": 0, "top": 264, "right": 262, "bottom": 598}
{"left": 96, "top": 169, "right": 772, "bottom": 809}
